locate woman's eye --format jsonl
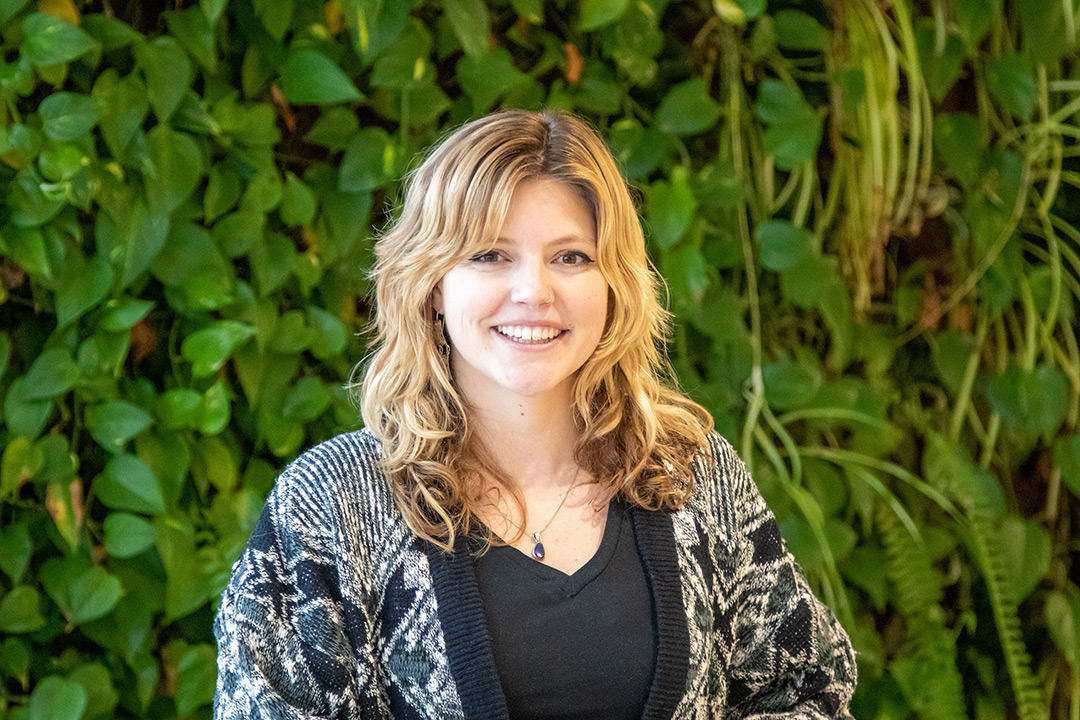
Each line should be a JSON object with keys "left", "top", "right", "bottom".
{"left": 468, "top": 250, "right": 501, "bottom": 263}
{"left": 556, "top": 250, "right": 595, "bottom": 266}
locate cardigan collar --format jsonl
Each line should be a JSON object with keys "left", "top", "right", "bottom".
{"left": 423, "top": 506, "right": 690, "bottom": 720}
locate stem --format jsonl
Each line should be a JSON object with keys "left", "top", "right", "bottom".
{"left": 948, "top": 310, "right": 989, "bottom": 444}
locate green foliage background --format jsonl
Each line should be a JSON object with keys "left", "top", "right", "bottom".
{"left": 1, "top": 0, "right": 1079, "bottom": 717}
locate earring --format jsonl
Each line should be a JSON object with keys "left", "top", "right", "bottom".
{"left": 433, "top": 312, "right": 450, "bottom": 356}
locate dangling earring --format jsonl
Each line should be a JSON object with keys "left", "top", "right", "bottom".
{"left": 433, "top": 312, "right": 450, "bottom": 356}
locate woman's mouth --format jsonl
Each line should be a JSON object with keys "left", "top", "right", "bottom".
{"left": 495, "top": 325, "right": 564, "bottom": 344}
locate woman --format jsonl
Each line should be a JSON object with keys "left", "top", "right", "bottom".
{"left": 214, "top": 110, "right": 856, "bottom": 719}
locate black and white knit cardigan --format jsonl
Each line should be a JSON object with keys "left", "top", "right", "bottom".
{"left": 213, "top": 429, "right": 856, "bottom": 719}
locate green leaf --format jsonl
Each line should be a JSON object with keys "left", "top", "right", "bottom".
{"left": 156, "top": 389, "right": 203, "bottom": 430}
{"left": 307, "top": 306, "right": 349, "bottom": 358}
{"left": 0, "top": 0, "right": 29, "bottom": 27}
{"left": 443, "top": 0, "right": 491, "bottom": 55}
{"left": 253, "top": 0, "right": 293, "bottom": 38}
{"left": 181, "top": 321, "right": 256, "bottom": 377}
{"left": 3, "top": 226, "right": 51, "bottom": 279}
{"left": 370, "top": 21, "right": 432, "bottom": 90}
{"left": 99, "top": 298, "right": 154, "bottom": 332}
{"left": 953, "top": 0, "right": 1000, "bottom": 46}
{"left": 280, "top": 51, "right": 362, "bottom": 104}
{"left": 756, "top": 80, "right": 822, "bottom": 170}
{"left": 40, "top": 558, "right": 124, "bottom": 625}
{"left": 661, "top": 244, "right": 708, "bottom": 312}
{"left": 985, "top": 365, "right": 1069, "bottom": 441}
{"left": 282, "top": 377, "right": 332, "bottom": 422}
{"left": 0, "top": 525, "right": 32, "bottom": 584}
{"left": 193, "top": 435, "right": 237, "bottom": 492}
{"left": 573, "top": 62, "right": 622, "bottom": 115}
{"left": 457, "top": 48, "right": 530, "bottom": 113}
{"left": 773, "top": 10, "right": 828, "bottom": 51}
{"left": 280, "top": 172, "right": 316, "bottom": 226}
{"left": 1045, "top": 586, "right": 1080, "bottom": 667}
{"left": 756, "top": 220, "right": 813, "bottom": 271}
{"left": 1, "top": 637, "right": 31, "bottom": 686}
{"left": 656, "top": 79, "right": 722, "bottom": 135}
{"left": 578, "top": 0, "right": 629, "bottom": 31}
{"left": 92, "top": 70, "right": 148, "bottom": 161}
{"left": 212, "top": 210, "right": 265, "bottom": 258}
{"left": 763, "top": 357, "right": 821, "bottom": 410}
{"left": 0, "top": 586, "right": 46, "bottom": 634}
{"left": 66, "top": 663, "right": 119, "bottom": 720}
{"left": 915, "top": 20, "right": 965, "bottom": 102}
{"left": 510, "top": 0, "right": 543, "bottom": 23}
{"left": 934, "top": 112, "right": 981, "bottom": 188}
{"left": 199, "top": 378, "right": 231, "bottom": 435}
{"left": 339, "top": 127, "right": 395, "bottom": 192}
{"left": 305, "top": 107, "right": 360, "bottom": 150}
{"left": 36, "top": 434, "right": 76, "bottom": 485}
{"left": 56, "top": 254, "right": 113, "bottom": 329}
{"left": 165, "top": 7, "right": 215, "bottom": 72}
{"left": 21, "top": 13, "right": 99, "bottom": 67}
{"left": 204, "top": 164, "right": 241, "bottom": 223}
{"left": 1020, "top": 0, "right": 1072, "bottom": 65}
{"left": 175, "top": 644, "right": 217, "bottom": 715}
{"left": 28, "top": 676, "right": 86, "bottom": 720}
{"left": 999, "top": 515, "right": 1051, "bottom": 601}
{"left": 95, "top": 453, "right": 165, "bottom": 514}
{"left": 156, "top": 517, "right": 217, "bottom": 620}
{"left": 104, "top": 513, "right": 157, "bottom": 558}
{"left": 3, "top": 378, "right": 53, "bottom": 439}
{"left": 146, "top": 125, "right": 203, "bottom": 213}
{"left": 22, "top": 348, "right": 79, "bottom": 400}
{"left": 1054, "top": 434, "right": 1080, "bottom": 497}
{"left": 2, "top": 436, "right": 45, "bottom": 495}
{"left": 713, "top": 0, "right": 765, "bottom": 23}
{"left": 84, "top": 402, "right": 153, "bottom": 453}
{"left": 646, "top": 167, "right": 696, "bottom": 249}
{"left": 82, "top": 14, "right": 142, "bottom": 51}
{"left": 986, "top": 52, "right": 1036, "bottom": 122}
{"left": 137, "top": 36, "right": 195, "bottom": 121}
{"left": 150, "top": 222, "right": 234, "bottom": 310}
{"left": 932, "top": 329, "right": 975, "bottom": 395}
{"left": 38, "top": 92, "right": 98, "bottom": 142}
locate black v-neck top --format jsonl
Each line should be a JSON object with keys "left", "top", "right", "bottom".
{"left": 471, "top": 500, "right": 657, "bottom": 720}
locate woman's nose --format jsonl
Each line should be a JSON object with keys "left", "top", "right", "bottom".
{"left": 509, "top": 260, "right": 554, "bottom": 306}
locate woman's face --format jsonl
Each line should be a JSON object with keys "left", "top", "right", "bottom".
{"left": 432, "top": 177, "right": 609, "bottom": 409}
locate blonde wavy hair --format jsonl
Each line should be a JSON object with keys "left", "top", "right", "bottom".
{"left": 357, "top": 109, "right": 712, "bottom": 550}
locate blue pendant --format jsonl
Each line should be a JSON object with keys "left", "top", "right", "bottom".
{"left": 531, "top": 533, "right": 545, "bottom": 560}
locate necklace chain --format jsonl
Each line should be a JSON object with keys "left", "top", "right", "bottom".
{"left": 526, "top": 465, "right": 582, "bottom": 561}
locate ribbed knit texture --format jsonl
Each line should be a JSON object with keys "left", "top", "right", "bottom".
{"left": 214, "top": 430, "right": 857, "bottom": 719}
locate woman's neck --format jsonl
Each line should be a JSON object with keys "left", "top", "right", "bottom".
{"left": 466, "top": 390, "right": 582, "bottom": 491}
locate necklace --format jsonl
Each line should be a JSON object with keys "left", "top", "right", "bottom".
{"left": 527, "top": 466, "right": 582, "bottom": 561}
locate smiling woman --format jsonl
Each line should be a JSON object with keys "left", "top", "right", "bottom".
{"left": 213, "top": 110, "right": 857, "bottom": 719}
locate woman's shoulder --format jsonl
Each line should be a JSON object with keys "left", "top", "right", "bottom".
{"left": 680, "top": 430, "right": 758, "bottom": 528}
{"left": 267, "top": 427, "right": 393, "bottom": 526}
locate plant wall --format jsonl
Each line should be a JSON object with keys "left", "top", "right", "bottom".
{"left": 0, "top": 0, "right": 1078, "bottom": 718}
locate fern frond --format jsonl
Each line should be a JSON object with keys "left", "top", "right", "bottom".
{"left": 878, "top": 504, "right": 968, "bottom": 720}
{"left": 964, "top": 502, "right": 1048, "bottom": 720}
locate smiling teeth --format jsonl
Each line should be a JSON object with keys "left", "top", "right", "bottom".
{"left": 496, "top": 326, "right": 561, "bottom": 343}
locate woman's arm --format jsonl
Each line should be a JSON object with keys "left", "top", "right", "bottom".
{"left": 213, "top": 470, "right": 362, "bottom": 720}
{"left": 712, "top": 437, "right": 857, "bottom": 719}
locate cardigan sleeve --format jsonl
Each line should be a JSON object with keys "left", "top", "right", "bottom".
{"left": 213, "top": 467, "right": 364, "bottom": 720}
{"left": 712, "top": 437, "right": 857, "bottom": 719}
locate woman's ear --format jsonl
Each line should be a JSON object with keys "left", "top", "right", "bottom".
{"left": 430, "top": 283, "right": 444, "bottom": 314}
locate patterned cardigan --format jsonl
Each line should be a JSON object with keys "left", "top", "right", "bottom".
{"left": 213, "top": 429, "right": 856, "bottom": 719}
